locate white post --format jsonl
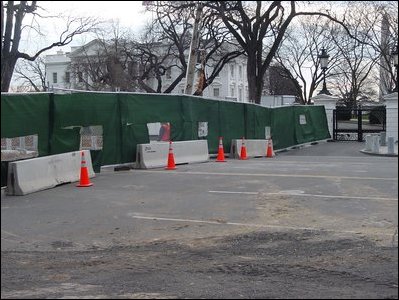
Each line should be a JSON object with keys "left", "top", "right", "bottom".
{"left": 311, "top": 94, "right": 339, "bottom": 140}
{"left": 384, "top": 92, "right": 398, "bottom": 143}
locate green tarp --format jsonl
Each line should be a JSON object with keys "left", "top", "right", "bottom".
{"left": 51, "top": 93, "right": 122, "bottom": 169}
{"left": 1, "top": 93, "right": 52, "bottom": 156}
{"left": 1, "top": 92, "right": 330, "bottom": 179}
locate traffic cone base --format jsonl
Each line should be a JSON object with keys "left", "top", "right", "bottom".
{"left": 216, "top": 137, "right": 227, "bottom": 162}
{"left": 240, "top": 137, "right": 248, "bottom": 160}
{"left": 77, "top": 151, "right": 93, "bottom": 187}
{"left": 165, "top": 141, "right": 177, "bottom": 170}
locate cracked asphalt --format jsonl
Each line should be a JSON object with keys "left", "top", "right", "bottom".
{"left": 1, "top": 141, "right": 398, "bottom": 299}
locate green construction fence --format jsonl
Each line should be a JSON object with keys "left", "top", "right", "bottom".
{"left": 1, "top": 92, "right": 330, "bottom": 184}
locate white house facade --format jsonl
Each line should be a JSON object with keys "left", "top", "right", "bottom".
{"left": 44, "top": 40, "right": 250, "bottom": 102}
{"left": 45, "top": 50, "right": 72, "bottom": 90}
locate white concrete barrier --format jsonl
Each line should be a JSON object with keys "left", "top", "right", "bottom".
{"left": 380, "top": 132, "right": 387, "bottom": 146}
{"left": 387, "top": 137, "right": 395, "bottom": 154}
{"left": 364, "top": 135, "right": 373, "bottom": 151}
{"left": 372, "top": 134, "right": 380, "bottom": 153}
{"left": 135, "top": 140, "right": 209, "bottom": 169}
{"left": 230, "top": 139, "right": 269, "bottom": 159}
{"left": 7, "top": 150, "right": 95, "bottom": 196}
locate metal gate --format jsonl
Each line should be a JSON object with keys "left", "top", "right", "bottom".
{"left": 333, "top": 106, "right": 386, "bottom": 141}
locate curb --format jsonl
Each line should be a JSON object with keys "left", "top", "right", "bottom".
{"left": 1, "top": 187, "right": 6, "bottom": 199}
{"left": 359, "top": 149, "right": 398, "bottom": 157}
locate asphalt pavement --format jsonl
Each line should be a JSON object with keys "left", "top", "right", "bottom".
{"left": 1, "top": 141, "right": 398, "bottom": 299}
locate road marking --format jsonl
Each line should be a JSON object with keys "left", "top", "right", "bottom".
{"left": 141, "top": 170, "right": 397, "bottom": 181}
{"left": 1, "top": 229, "right": 23, "bottom": 238}
{"left": 268, "top": 192, "right": 398, "bottom": 202}
{"left": 231, "top": 160, "right": 387, "bottom": 166}
{"left": 208, "top": 190, "right": 397, "bottom": 201}
{"left": 209, "top": 191, "right": 258, "bottom": 195}
{"left": 128, "top": 214, "right": 395, "bottom": 237}
{"left": 275, "top": 155, "right": 397, "bottom": 160}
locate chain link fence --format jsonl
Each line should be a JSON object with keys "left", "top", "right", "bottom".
{"left": 80, "top": 126, "right": 103, "bottom": 150}
{"left": 1, "top": 135, "right": 38, "bottom": 151}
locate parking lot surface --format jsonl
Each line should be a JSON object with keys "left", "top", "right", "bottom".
{"left": 1, "top": 141, "right": 398, "bottom": 299}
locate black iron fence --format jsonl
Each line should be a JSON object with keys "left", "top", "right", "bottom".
{"left": 333, "top": 106, "right": 386, "bottom": 142}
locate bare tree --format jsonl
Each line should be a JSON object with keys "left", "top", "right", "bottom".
{"left": 65, "top": 22, "right": 141, "bottom": 92}
{"left": 275, "top": 15, "right": 341, "bottom": 104}
{"left": 1, "top": 1, "right": 97, "bottom": 92}
{"left": 68, "top": 40, "right": 112, "bottom": 91}
{"left": 194, "top": 7, "right": 244, "bottom": 95}
{"left": 14, "top": 55, "right": 47, "bottom": 91}
{"left": 139, "top": 1, "right": 245, "bottom": 95}
{"left": 355, "top": 1, "right": 398, "bottom": 96}
{"left": 273, "top": 2, "right": 397, "bottom": 104}
{"left": 127, "top": 4, "right": 193, "bottom": 93}
{"left": 263, "top": 63, "right": 302, "bottom": 100}
{"left": 202, "top": 1, "right": 364, "bottom": 104}
{"left": 327, "top": 3, "right": 382, "bottom": 106}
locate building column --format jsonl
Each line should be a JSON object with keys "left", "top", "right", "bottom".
{"left": 311, "top": 94, "right": 339, "bottom": 139}
{"left": 384, "top": 92, "right": 398, "bottom": 143}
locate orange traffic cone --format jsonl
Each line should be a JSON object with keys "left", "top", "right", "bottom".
{"left": 165, "top": 141, "right": 177, "bottom": 170}
{"left": 266, "top": 138, "right": 275, "bottom": 158}
{"left": 240, "top": 137, "right": 248, "bottom": 160}
{"left": 216, "top": 137, "right": 226, "bottom": 162}
{"left": 77, "top": 151, "right": 93, "bottom": 187}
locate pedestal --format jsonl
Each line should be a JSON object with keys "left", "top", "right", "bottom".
{"left": 311, "top": 93, "right": 339, "bottom": 139}
{"left": 384, "top": 92, "right": 398, "bottom": 143}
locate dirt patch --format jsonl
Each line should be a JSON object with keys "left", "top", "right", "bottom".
{"left": 2, "top": 230, "right": 397, "bottom": 299}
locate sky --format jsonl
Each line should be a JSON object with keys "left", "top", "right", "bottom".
{"left": 20, "top": 1, "right": 152, "bottom": 55}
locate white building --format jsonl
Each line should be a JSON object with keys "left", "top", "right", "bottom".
{"left": 45, "top": 50, "right": 71, "bottom": 90}
{"left": 172, "top": 57, "right": 248, "bottom": 102}
{"left": 44, "top": 40, "right": 250, "bottom": 102}
{"left": 260, "top": 95, "right": 297, "bottom": 107}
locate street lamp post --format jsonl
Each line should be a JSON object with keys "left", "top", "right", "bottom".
{"left": 318, "top": 48, "right": 332, "bottom": 95}
{"left": 391, "top": 42, "right": 398, "bottom": 93}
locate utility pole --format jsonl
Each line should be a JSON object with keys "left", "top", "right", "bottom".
{"left": 194, "top": 49, "right": 206, "bottom": 96}
{"left": 185, "top": 1, "right": 204, "bottom": 95}
{"left": 379, "top": 12, "right": 390, "bottom": 98}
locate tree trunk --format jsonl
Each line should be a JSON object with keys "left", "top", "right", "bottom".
{"left": 1, "top": 55, "right": 17, "bottom": 92}
{"left": 247, "top": 54, "right": 263, "bottom": 104}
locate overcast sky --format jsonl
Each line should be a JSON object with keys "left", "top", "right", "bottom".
{"left": 21, "top": 1, "right": 152, "bottom": 55}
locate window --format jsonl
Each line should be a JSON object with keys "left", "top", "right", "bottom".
{"left": 78, "top": 72, "right": 83, "bottom": 83}
{"left": 230, "top": 65, "right": 235, "bottom": 78}
{"left": 166, "top": 68, "right": 172, "bottom": 79}
{"left": 52, "top": 72, "right": 58, "bottom": 83}
{"left": 239, "top": 65, "right": 242, "bottom": 80}
{"left": 65, "top": 72, "right": 70, "bottom": 83}
{"left": 238, "top": 88, "right": 243, "bottom": 101}
{"left": 213, "top": 88, "right": 220, "bottom": 97}
{"left": 231, "top": 87, "right": 235, "bottom": 97}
